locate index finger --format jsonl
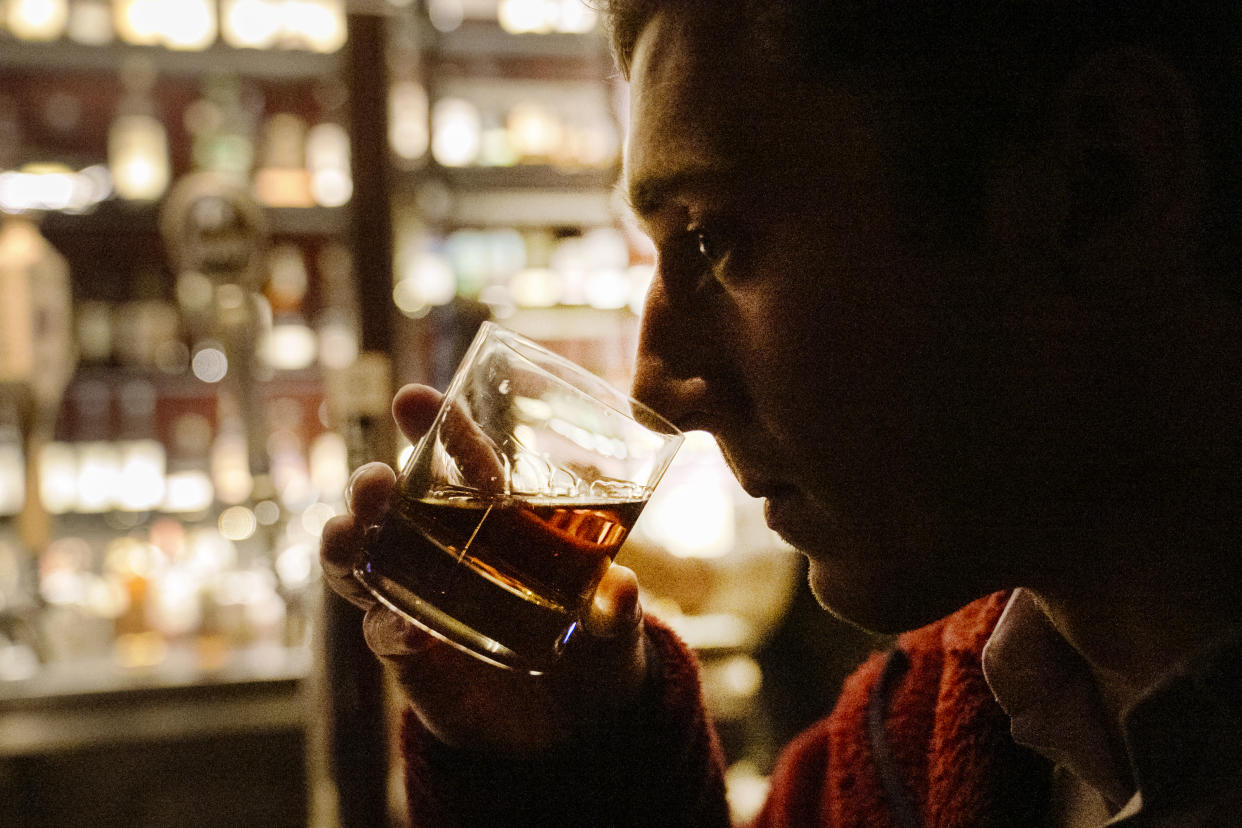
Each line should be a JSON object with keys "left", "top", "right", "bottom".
{"left": 392, "top": 384, "right": 445, "bottom": 442}
{"left": 393, "top": 383, "right": 507, "bottom": 493}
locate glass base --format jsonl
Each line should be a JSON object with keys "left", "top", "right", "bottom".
{"left": 354, "top": 565, "right": 552, "bottom": 675}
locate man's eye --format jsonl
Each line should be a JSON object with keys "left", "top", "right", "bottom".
{"left": 658, "top": 219, "right": 742, "bottom": 297}
{"left": 693, "top": 227, "right": 727, "bottom": 265}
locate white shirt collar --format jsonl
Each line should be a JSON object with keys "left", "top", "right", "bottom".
{"left": 981, "top": 589, "right": 1136, "bottom": 810}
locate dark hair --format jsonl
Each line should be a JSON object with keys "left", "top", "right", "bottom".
{"left": 594, "top": 1, "right": 1242, "bottom": 289}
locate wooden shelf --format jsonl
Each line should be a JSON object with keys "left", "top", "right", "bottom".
{"left": 415, "top": 185, "right": 617, "bottom": 228}
{"left": 432, "top": 21, "right": 609, "bottom": 62}
{"left": 396, "top": 165, "right": 621, "bottom": 229}
{"left": 40, "top": 199, "right": 347, "bottom": 238}
{"left": 0, "top": 37, "right": 340, "bottom": 80}
{"left": 404, "top": 163, "right": 617, "bottom": 191}
{"left": 0, "top": 642, "right": 310, "bottom": 756}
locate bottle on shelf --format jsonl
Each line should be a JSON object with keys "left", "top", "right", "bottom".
{"left": 108, "top": 57, "right": 171, "bottom": 201}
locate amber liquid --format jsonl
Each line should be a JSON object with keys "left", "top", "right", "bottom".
{"left": 356, "top": 485, "right": 646, "bottom": 673}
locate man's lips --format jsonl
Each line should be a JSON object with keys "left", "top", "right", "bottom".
{"left": 736, "top": 475, "right": 793, "bottom": 500}
{"left": 737, "top": 481, "right": 800, "bottom": 531}
{"left": 761, "top": 488, "right": 799, "bottom": 536}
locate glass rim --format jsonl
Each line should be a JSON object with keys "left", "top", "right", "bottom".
{"left": 477, "top": 321, "right": 683, "bottom": 442}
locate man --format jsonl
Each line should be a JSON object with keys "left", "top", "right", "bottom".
{"left": 321, "top": 3, "right": 1242, "bottom": 824}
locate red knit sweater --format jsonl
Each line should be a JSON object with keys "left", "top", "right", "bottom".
{"left": 751, "top": 591, "right": 1050, "bottom": 827}
{"left": 402, "top": 591, "right": 1051, "bottom": 826}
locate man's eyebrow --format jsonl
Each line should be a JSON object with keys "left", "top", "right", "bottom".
{"left": 620, "top": 164, "right": 736, "bottom": 219}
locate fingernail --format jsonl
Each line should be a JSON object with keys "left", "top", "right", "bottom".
{"left": 345, "top": 469, "right": 362, "bottom": 510}
{"left": 625, "top": 595, "right": 643, "bottom": 626}
{"left": 593, "top": 590, "right": 641, "bottom": 633}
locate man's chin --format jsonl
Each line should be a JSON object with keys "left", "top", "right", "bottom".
{"left": 805, "top": 559, "right": 971, "bottom": 636}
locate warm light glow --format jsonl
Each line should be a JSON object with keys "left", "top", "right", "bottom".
{"left": 497, "top": 0, "right": 595, "bottom": 34}
{"left": 584, "top": 268, "right": 630, "bottom": 310}
{"left": 38, "top": 441, "right": 78, "bottom": 514}
{"left": 431, "top": 98, "right": 481, "bottom": 168}
{"left": 114, "top": 0, "right": 162, "bottom": 45}
{"left": 310, "top": 168, "right": 352, "bottom": 207}
{"left": 283, "top": 0, "right": 347, "bottom": 53}
{"left": 316, "top": 320, "right": 358, "bottom": 369}
{"left": 509, "top": 267, "right": 561, "bottom": 307}
{"left": 105, "top": 537, "right": 156, "bottom": 578}
{"left": 276, "top": 541, "right": 316, "bottom": 589}
{"left": 497, "top": 0, "right": 551, "bottom": 34}
{"left": 388, "top": 80, "right": 430, "bottom": 161}
{"left": 392, "top": 279, "right": 427, "bottom": 318}
{"left": 478, "top": 284, "right": 515, "bottom": 317}
{"left": 426, "top": 0, "right": 463, "bottom": 32}
{"left": 507, "top": 103, "right": 562, "bottom": 160}
{"left": 212, "top": 430, "right": 254, "bottom": 504}
{"left": 84, "top": 574, "right": 128, "bottom": 619}
{"left": 641, "top": 467, "right": 736, "bottom": 558}
{"left": 221, "top": 0, "right": 281, "bottom": 48}
{"left": 160, "top": 0, "right": 216, "bottom": 50}
{"left": 254, "top": 167, "right": 314, "bottom": 208}
{"left": 306, "top": 122, "right": 352, "bottom": 206}
{"left": 6, "top": 0, "right": 68, "bottom": 41}
{"left": 149, "top": 568, "right": 202, "bottom": 636}
{"left": 76, "top": 442, "right": 122, "bottom": 513}
{"left": 66, "top": 0, "right": 113, "bottom": 44}
{"left": 0, "top": 166, "right": 112, "bottom": 214}
{"left": 271, "top": 429, "right": 313, "bottom": 509}
{"left": 627, "top": 264, "right": 654, "bottom": 315}
{"left": 548, "top": 235, "right": 587, "bottom": 303}
{"left": 162, "top": 470, "right": 215, "bottom": 513}
{"left": 395, "top": 251, "right": 456, "bottom": 315}
{"left": 555, "top": 0, "right": 596, "bottom": 33}
{"left": 254, "top": 499, "right": 282, "bottom": 525}
{"left": 583, "top": 227, "right": 629, "bottom": 268}
{"left": 108, "top": 114, "right": 170, "bottom": 201}
{"left": 185, "top": 527, "right": 236, "bottom": 575}
{"left": 218, "top": 505, "right": 259, "bottom": 541}
{"left": 113, "top": 0, "right": 216, "bottom": 49}
{"left": 309, "top": 432, "right": 349, "bottom": 501}
{"left": 267, "top": 246, "right": 308, "bottom": 311}
{"left": 0, "top": 444, "right": 23, "bottom": 516}
{"left": 0, "top": 640, "right": 39, "bottom": 681}
{"left": 115, "top": 631, "right": 168, "bottom": 668}
{"left": 191, "top": 346, "right": 228, "bottom": 383}
{"left": 566, "top": 117, "right": 619, "bottom": 167}
{"left": 300, "top": 501, "right": 337, "bottom": 537}
{"left": 117, "top": 439, "right": 167, "bottom": 511}
{"left": 260, "top": 321, "right": 318, "bottom": 370}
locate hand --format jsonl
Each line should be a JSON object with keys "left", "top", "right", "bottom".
{"left": 319, "top": 383, "right": 651, "bottom": 757}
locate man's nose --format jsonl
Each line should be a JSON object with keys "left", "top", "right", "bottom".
{"left": 629, "top": 278, "right": 715, "bottom": 433}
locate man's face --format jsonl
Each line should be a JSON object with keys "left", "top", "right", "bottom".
{"left": 624, "top": 12, "right": 1061, "bottom": 631}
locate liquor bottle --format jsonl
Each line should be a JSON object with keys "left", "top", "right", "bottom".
{"left": 108, "top": 57, "right": 170, "bottom": 201}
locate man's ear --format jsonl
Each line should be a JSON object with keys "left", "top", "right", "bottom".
{"left": 1051, "top": 46, "right": 1204, "bottom": 294}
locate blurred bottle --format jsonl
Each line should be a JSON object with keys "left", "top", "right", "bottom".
{"left": 108, "top": 57, "right": 170, "bottom": 202}
{"left": 186, "top": 73, "right": 258, "bottom": 185}
{"left": 67, "top": 0, "right": 114, "bottom": 44}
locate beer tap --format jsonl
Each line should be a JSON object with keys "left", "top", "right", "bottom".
{"left": 159, "top": 173, "right": 275, "bottom": 518}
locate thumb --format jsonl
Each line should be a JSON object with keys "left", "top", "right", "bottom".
{"left": 362, "top": 605, "right": 436, "bottom": 658}
{"left": 583, "top": 563, "right": 643, "bottom": 639}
